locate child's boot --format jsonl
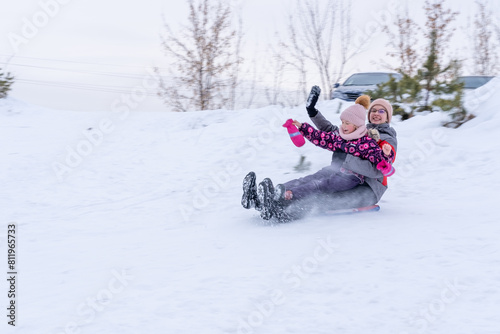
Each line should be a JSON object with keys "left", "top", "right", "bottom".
{"left": 257, "top": 178, "right": 275, "bottom": 220}
{"left": 241, "top": 172, "right": 260, "bottom": 209}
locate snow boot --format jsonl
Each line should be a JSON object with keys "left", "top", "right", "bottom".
{"left": 257, "top": 178, "right": 275, "bottom": 220}
{"left": 241, "top": 171, "right": 259, "bottom": 209}
{"left": 273, "top": 184, "right": 286, "bottom": 202}
{"left": 272, "top": 184, "right": 289, "bottom": 221}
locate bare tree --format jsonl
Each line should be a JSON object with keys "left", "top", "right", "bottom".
{"left": 227, "top": 15, "right": 244, "bottom": 110}
{"left": 279, "top": 19, "right": 309, "bottom": 102}
{"left": 335, "top": 0, "right": 369, "bottom": 83}
{"left": 423, "top": 0, "right": 458, "bottom": 68}
{"left": 240, "top": 54, "right": 259, "bottom": 109}
{"left": 471, "top": 0, "right": 498, "bottom": 75}
{"left": 263, "top": 51, "right": 286, "bottom": 107}
{"left": 292, "top": 0, "right": 337, "bottom": 100}
{"left": 496, "top": 23, "right": 500, "bottom": 50}
{"left": 383, "top": 7, "right": 421, "bottom": 76}
{"left": 276, "top": 0, "right": 367, "bottom": 101}
{"left": 156, "top": 0, "right": 240, "bottom": 112}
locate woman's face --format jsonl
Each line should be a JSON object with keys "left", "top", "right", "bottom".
{"left": 369, "top": 105, "right": 388, "bottom": 124}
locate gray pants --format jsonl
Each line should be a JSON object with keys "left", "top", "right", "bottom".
{"left": 284, "top": 166, "right": 361, "bottom": 201}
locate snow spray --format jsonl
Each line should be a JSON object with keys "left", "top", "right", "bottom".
{"left": 283, "top": 119, "right": 305, "bottom": 147}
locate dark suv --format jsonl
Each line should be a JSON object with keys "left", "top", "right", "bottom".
{"left": 331, "top": 72, "right": 402, "bottom": 101}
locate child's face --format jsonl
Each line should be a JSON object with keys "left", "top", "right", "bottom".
{"left": 369, "top": 105, "right": 388, "bottom": 124}
{"left": 341, "top": 120, "right": 357, "bottom": 134}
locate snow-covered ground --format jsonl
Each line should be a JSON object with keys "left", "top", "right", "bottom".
{"left": 1, "top": 78, "right": 500, "bottom": 334}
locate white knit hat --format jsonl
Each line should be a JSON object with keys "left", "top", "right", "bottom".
{"left": 340, "top": 104, "right": 366, "bottom": 127}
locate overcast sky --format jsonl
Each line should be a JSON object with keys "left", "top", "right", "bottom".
{"left": 0, "top": 0, "right": 497, "bottom": 111}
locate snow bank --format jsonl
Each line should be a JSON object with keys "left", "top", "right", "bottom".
{"left": 1, "top": 88, "right": 499, "bottom": 333}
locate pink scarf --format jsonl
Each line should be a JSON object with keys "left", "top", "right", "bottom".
{"left": 338, "top": 125, "right": 368, "bottom": 140}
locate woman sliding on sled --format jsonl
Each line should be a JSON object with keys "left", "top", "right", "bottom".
{"left": 241, "top": 86, "right": 398, "bottom": 222}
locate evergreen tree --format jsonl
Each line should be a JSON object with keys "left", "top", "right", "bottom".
{"left": 373, "top": 0, "right": 469, "bottom": 124}
{"left": 367, "top": 73, "right": 420, "bottom": 120}
{"left": 0, "top": 69, "right": 14, "bottom": 99}
{"left": 439, "top": 61, "right": 470, "bottom": 128}
{"left": 368, "top": 30, "right": 465, "bottom": 122}
{"left": 417, "top": 29, "right": 449, "bottom": 111}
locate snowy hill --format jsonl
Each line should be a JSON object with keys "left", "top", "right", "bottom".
{"left": 1, "top": 78, "right": 500, "bottom": 334}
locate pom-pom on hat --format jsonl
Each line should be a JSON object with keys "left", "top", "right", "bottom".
{"left": 355, "top": 95, "right": 371, "bottom": 109}
{"left": 369, "top": 98, "right": 393, "bottom": 123}
{"left": 340, "top": 95, "right": 370, "bottom": 127}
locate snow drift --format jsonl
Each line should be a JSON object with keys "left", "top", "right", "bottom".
{"left": 1, "top": 78, "right": 499, "bottom": 333}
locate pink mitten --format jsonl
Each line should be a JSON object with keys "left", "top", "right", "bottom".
{"left": 377, "top": 160, "right": 395, "bottom": 177}
{"left": 283, "top": 119, "right": 305, "bottom": 147}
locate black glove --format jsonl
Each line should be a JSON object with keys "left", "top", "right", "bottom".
{"left": 306, "top": 85, "right": 321, "bottom": 117}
